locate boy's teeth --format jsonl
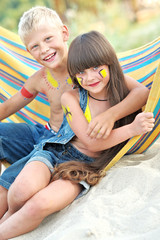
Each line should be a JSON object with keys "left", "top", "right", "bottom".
{"left": 45, "top": 53, "right": 55, "bottom": 60}
{"left": 45, "top": 55, "right": 52, "bottom": 60}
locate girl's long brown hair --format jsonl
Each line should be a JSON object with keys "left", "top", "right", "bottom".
{"left": 52, "top": 31, "right": 141, "bottom": 186}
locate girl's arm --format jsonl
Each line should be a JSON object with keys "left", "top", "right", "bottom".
{"left": 61, "top": 91, "right": 154, "bottom": 152}
{"left": 87, "top": 75, "right": 149, "bottom": 139}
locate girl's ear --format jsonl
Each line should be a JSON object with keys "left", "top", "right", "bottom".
{"left": 62, "top": 25, "right": 69, "bottom": 41}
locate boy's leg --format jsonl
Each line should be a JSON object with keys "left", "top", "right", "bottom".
{"left": 0, "top": 148, "right": 38, "bottom": 190}
{"left": 0, "top": 123, "right": 37, "bottom": 163}
{"left": 0, "top": 161, "right": 52, "bottom": 223}
{"left": 0, "top": 123, "right": 54, "bottom": 191}
{"left": 0, "top": 179, "right": 81, "bottom": 239}
{"left": 0, "top": 186, "right": 8, "bottom": 219}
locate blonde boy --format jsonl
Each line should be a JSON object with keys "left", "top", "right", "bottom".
{"left": 0, "top": 6, "right": 149, "bottom": 239}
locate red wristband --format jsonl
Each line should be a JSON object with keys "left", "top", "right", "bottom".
{"left": 20, "top": 87, "right": 33, "bottom": 98}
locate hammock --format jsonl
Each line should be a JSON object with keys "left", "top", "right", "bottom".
{"left": 0, "top": 26, "right": 160, "bottom": 171}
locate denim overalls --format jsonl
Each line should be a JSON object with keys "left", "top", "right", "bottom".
{"left": 0, "top": 88, "right": 94, "bottom": 196}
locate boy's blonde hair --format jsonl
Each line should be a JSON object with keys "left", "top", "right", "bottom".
{"left": 18, "top": 6, "right": 63, "bottom": 44}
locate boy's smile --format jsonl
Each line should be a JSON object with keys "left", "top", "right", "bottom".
{"left": 43, "top": 52, "right": 56, "bottom": 62}
{"left": 25, "top": 24, "right": 69, "bottom": 70}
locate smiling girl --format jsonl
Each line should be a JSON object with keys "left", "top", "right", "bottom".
{"left": 52, "top": 30, "right": 155, "bottom": 185}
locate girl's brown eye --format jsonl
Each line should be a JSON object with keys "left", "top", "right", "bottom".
{"left": 79, "top": 71, "right": 84, "bottom": 74}
{"left": 93, "top": 67, "right": 99, "bottom": 70}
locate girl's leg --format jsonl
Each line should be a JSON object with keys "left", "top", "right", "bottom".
{"left": 0, "top": 179, "right": 82, "bottom": 239}
{"left": 0, "top": 161, "right": 51, "bottom": 223}
{"left": 0, "top": 186, "right": 8, "bottom": 219}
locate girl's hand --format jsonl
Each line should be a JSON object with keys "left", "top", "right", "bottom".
{"left": 87, "top": 110, "right": 116, "bottom": 139}
{"left": 131, "top": 112, "right": 155, "bottom": 136}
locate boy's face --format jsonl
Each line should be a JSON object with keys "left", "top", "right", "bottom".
{"left": 25, "top": 24, "right": 69, "bottom": 70}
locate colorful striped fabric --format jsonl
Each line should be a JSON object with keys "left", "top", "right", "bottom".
{"left": 118, "top": 38, "right": 160, "bottom": 153}
{"left": 0, "top": 26, "right": 49, "bottom": 125}
{"left": 0, "top": 26, "right": 160, "bottom": 170}
{"left": 104, "top": 38, "right": 160, "bottom": 171}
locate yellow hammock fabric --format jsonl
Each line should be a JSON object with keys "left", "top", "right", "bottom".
{"left": 0, "top": 26, "right": 160, "bottom": 171}
{"left": 104, "top": 63, "right": 160, "bottom": 171}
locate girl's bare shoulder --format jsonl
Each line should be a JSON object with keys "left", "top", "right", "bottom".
{"left": 61, "top": 88, "right": 79, "bottom": 102}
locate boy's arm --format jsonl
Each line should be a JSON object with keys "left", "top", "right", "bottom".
{"left": 61, "top": 91, "right": 154, "bottom": 152}
{"left": 87, "top": 75, "right": 149, "bottom": 139}
{"left": 0, "top": 90, "right": 37, "bottom": 121}
{"left": 0, "top": 74, "right": 38, "bottom": 121}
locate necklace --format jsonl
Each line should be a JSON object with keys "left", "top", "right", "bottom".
{"left": 88, "top": 92, "right": 108, "bottom": 101}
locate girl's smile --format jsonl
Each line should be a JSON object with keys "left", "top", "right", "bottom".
{"left": 76, "top": 66, "right": 110, "bottom": 98}
{"left": 88, "top": 81, "right": 101, "bottom": 87}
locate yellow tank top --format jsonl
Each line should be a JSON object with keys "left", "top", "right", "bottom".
{"left": 84, "top": 94, "right": 92, "bottom": 123}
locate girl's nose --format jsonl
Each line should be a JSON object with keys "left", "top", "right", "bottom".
{"left": 84, "top": 70, "right": 94, "bottom": 83}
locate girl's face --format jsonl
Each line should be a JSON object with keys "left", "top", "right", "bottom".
{"left": 75, "top": 65, "right": 110, "bottom": 97}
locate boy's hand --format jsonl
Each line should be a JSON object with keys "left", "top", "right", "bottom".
{"left": 131, "top": 112, "right": 155, "bottom": 136}
{"left": 87, "top": 111, "right": 116, "bottom": 139}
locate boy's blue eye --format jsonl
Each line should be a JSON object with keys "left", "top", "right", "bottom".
{"left": 32, "top": 45, "right": 38, "bottom": 49}
{"left": 46, "top": 36, "right": 52, "bottom": 41}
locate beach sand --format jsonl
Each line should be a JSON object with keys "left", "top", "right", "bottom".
{"left": 10, "top": 139, "right": 160, "bottom": 240}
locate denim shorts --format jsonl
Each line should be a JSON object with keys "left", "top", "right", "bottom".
{"left": 0, "top": 122, "right": 55, "bottom": 189}
{"left": 26, "top": 142, "right": 95, "bottom": 198}
{"left": 0, "top": 123, "right": 94, "bottom": 198}
{"left": 0, "top": 122, "right": 55, "bottom": 164}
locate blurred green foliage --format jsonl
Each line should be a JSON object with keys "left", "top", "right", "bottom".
{"left": 0, "top": 0, "right": 52, "bottom": 32}
{"left": 0, "top": 0, "right": 160, "bottom": 52}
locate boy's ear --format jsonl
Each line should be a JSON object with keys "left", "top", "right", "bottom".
{"left": 62, "top": 25, "right": 69, "bottom": 41}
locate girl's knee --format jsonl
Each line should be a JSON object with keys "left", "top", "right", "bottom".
{"left": 24, "top": 196, "right": 52, "bottom": 220}
{"left": 21, "top": 180, "right": 82, "bottom": 220}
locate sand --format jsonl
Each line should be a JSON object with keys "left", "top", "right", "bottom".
{"left": 9, "top": 139, "right": 160, "bottom": 240}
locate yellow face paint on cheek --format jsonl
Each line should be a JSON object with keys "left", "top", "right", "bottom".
{"left": 76, "top": 77, "right": 83, "bottom": 86}
{"left": 99, "top": 69, "right": 107, "bottom": 78}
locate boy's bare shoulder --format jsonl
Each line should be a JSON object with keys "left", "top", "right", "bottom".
{"left": 24, "top": 67, "right": 45, "bottom": 92}
{"left": 27, "top": 67, "right": 44, "bottom": 82}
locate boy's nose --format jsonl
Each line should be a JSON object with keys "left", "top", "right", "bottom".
{"left": 41, "top": 44, "right": 49, "bottom": 53}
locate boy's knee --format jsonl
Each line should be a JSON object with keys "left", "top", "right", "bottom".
{"left": 8, "top": 178, "right": 36, "bottom": 208}
{"left": 0, "top": 185, "right": 8, "bottom": 200}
